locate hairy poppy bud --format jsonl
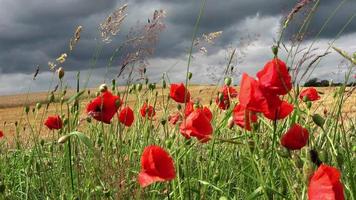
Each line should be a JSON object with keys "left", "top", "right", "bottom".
{"left": 227, "top": 116, "right": 234, "bottom": 129}
{"left": 57, "top": 67, "right": 65, "bottom": 79}
{"left": 145, "top": 78, "right": 149, "bottom": 85}
{"left": 224, "top": 77, "right": 232, "bottom": 86}
{"left": 309, "top": 149, "right": 322, "bottom": 166}
{"left": 160, "top": 118, "right": 167, "bottom": 125}
{"left": 58, "top": 135, "right": 70, "bottom": 144}
{"left": 111, "top": 79, "right": 116, "bottom": 88}
{"left": 312, "top": 114, "right": 325, "bottom": 128}
{"left": 272, "top": 45, "right": 278, "bottom": 56}
{"left": 36, "top": 102, "right": 42, "bottom": 110}
{"left": 24, "top": 105, "right": 30, "bottom": 114}
{"left": 99, "top": 84, "right": 108, "bottom": 92}
{"left": 143, "top": 67, "right": 147, "bottom": 74}
{"left": 148, "top": 83, "right": 156, "bottom": 90}
{"left": 136, "top": 83, "right": 142, "bottom": 92}
{"left": 162, "top": 79, "right": 167, "bottom": 89}
{"left": 188, "top": 72, "right": 193, "bottom": 80}
{"left": 177, "top": 104, "right": 182, "bottom": 110}
{"left": 306, "top": 101, "right": 312, "bottom": 109}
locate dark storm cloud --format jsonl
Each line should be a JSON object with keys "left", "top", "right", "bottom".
{"left": 0, "top": 0, "right": 355, "bottom": 94}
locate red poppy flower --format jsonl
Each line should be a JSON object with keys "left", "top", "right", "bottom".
{"left": 239, "top": 73, "right": 268, "bottom": 113}
{"left": 140, "top": 103, "right": 156, "bottom": 119}
{"left": 308, "top": 164, "right": 345, "bottom": 200}
{"left": 118, "top": 106, "right": 134, "bottom": 127}
{"left": 280, "top": 124, "right": 309, "bottom": 150}
{"left": 256, "top": 58, "right": 292, "bottom": 95}
{"left": 216, "top": 85, "right": 238, "bottom": 110}
{"left": 44, "top": 115, "right": 63, "bottom": 130}
{"left": 184, "top": 101, "right": 194, "bottom": 117}
{"left": 170, "top": 83, "right": 190, "bottom": 103}
{"left": 86, "top": 91, "right": 121, "bottom": 124}
{"left": 179, "top": 108, "right": 213, "bottom": 142}
{"left": 168, "top": 113, "right": 181, "bottom": 125}
{"left": 0, "top": 130, "right": 4, "bottom": 138}
{"left": 138, "top": 145, "right": 176, "bottom": 188}
{"left": 232, "top": 104, "right": 258, "bottom": 131}
{"left": 263, "top": 100, "right": 294, "bottom": 120}
{"left": 202, "top": 106, "right": 213, "bottom": 121}
{"left": 300, "top": 87, "right": 320, "bottom": 101}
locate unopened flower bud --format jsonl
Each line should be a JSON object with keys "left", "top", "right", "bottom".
{"left": 58, "top": 135, "right": 70, "bottom": 144}
{"left": 177, "top": 104, "right": 182, "bottom": 110}
{"left": 312, "top": 114, "right": 325, "bottom": 128}
{"left": 57, "top": 67, "right": 65, "bottom": 79}
{"left": 24, "top": 105, "right": 30, "bottom": 114}
{"left": 162, "top": 79, "right": 166, "bottom": 89}
{"left": 136, "top": 83, "right": 142, "bottom": 92}
{"left": 224, "top": 77, "right": 232, "bottom": 86}
{"left": 148, "top": 83, "right": 156, "bottom": 90}
{"left": 36, "top": 102, "right": 42, "bottom": 110}
{"left": 227, "top": 116, "right": 234, "bottom": 129}
{"left": 188, "top": 72, "right": 193, "bottom": 80}
{"left": 272, "top": 45, "right": 278, "bottom": 56}
{"left": 99, "top": 84, "right": 108, "bottom": 92}
{"left": 145, "top": 78, "right": 149, "bottom": 85}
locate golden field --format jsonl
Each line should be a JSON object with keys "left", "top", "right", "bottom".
{"left": 0, "top": 86, "right": 355, "bottom": 144}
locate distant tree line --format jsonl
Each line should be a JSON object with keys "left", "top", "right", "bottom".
{"left": 304, "top": 78, "right": 356, "bottom": 87}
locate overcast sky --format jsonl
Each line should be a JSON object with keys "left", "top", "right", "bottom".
{"left": 0, "top": 0, "right": 355, "bottom": 95}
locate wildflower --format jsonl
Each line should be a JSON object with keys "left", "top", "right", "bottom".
{"left": 86, "top": 91, "right": 122, "bottom": 124}
{"left": 263, "top": 100, "right": 294, "bottom": 120}
{"left": 179, "top": 108, "right": 213, "bottom": 143}
{"left": 256, "top": 58, "right": 292, "bottom": 95}
{"left": 138, "top": 145, "right": 176, "bottom": 187}
{"left": 44, "top": 115, "right": 63, "bottom": 130}
{"left": 169, "top": 83, "right": 190, "bottom": 103}
{"left": 0, "top": 130, "right": 4, "bottom": 138}
{"left": 300, "top": 87, "right": 320, "bottom": 101}
{"left": 280, "top": 124, "right": 309, "bottom": 150}
{"left": 168, "top": 113, "right": 181, "bottom": 125}
{"left": 140, "top": 103, "right": 156, "bottom": 119}
{"left": 216, "top": 85, "right": 238, "bottom": 110}
{"left": 118, "top": 106, "right": 134, "bottom": 127}
{"left": 308, "top": 164, "right": 345, "bottom": 200}
{"left": 184, "top": 101, "right": 195, "bottom": 116}
{"left": 239, "top": 73, "right": 268, "bottom": 113}
{"left": 232, "top": 104, "right": 258, "bottom": 131}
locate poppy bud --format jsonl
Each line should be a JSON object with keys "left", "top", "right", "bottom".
{"left": 145, "top": 78, "right": 149, "bottom": 85}
{"left": 136, "top": 83, "right": 142, "bottom": 92}
{"left": 309, "top": 149, "right": 322, "bottom": 166}
{"left": 87, "top": 90, "right": 91, "bottom": 96}
{"left": 177, "top": 104, "right": 182, "bottom": 110}
{"left": 99, "top": 84, "right": 108, "bottom": 92}
{"left": 58, "top": 134, "right": 70, "bottom": 144}
{"left": 312, "top": 114, "right": 325, "bottom": 128}
{"left": 148, "top": 83, "right": 156, "bottom": 90}
{"left": 24, "top": 105, "right": 30, "bottom": 114}
{"left": 143, "top": 67, "right": 147, "bottom": 74}
{"left": 224, "top": 77, "right": 232, "bottom": 86}
{"left": 188, "top": 72, "right": 193, "bottom": 80}
{"left": 49, "top": 92, "right": 55, "bottom": 103}
{"left": 14, "top": 121, "right": 18, "bottom": 127}
{"left": 272, "top": 45, "right": 278, "bottom": 56}
{"left": 63, "top": 118, "right": 69, "bottom": 126}
{"left": 162, "top": 79, "right": 167, "bottom": 89}
{"left": 111, "top": 79, "right": 116, "bottom": 88}
{"left": 86, "top": 116, "right": 92, "bottom": 123}
{"left": 57, "top": 67, "right": 65, "bottom": 79}
{"left": 319, "top": 150, "right": 328, "bottom": 163}
{"left": 306, "top": 101, "right": 312, "bottom": 109}
{"left": 160, "top": 118, "right": 167, "bottom": 125}
{"left": 193, "top": 102, "right": 200, "bottom": 109}
{"left": 218, "top": 92, "right": 224, "bottom": 101}
{"left": 227, "top": 116, "right": 234, "bottom": 129}
{"left": 36, "top": 102, "right": 42, "bottom": 110}
{"left": 209, "top": 99, "right": 213, "bottom": 105}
